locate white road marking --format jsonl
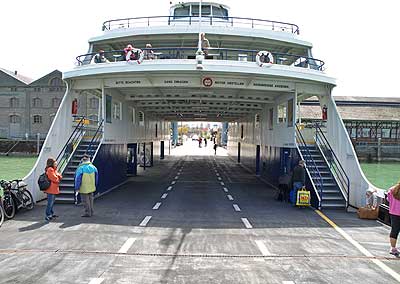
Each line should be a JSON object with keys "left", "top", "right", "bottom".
{"left": 220, "top": 182, "right": 225, "bottom": 185}
{"left": 233, "top": 204, "right": 241, "bottom": 211}
{"left": 223, "top": 187, "right": 229, "bottom": 192}
{"left": 216, "top": 173, "right": 220, "bottom": 176}
{"left": 118, "top": 238, "right": 136, "bottom": 254}
{"left": 282, "top": 282, "right": 295, "bottom": 284}
{"left": 255, "top": 240, "right": 272, "bottom": 256}
{"left": 175, "top": 176, "right": 179, "bottom": 180}
{"left": 227, "top": 194, "right": 234, "bottom": 201}
{"left": 161, "top": 193, "right": 168, "bottom": 199}
{"left": 152, "top": 202, "right": 162, "bottom": 210}
{"left": 139, "top": 216, "right": 152, "bottom": 227}
{"left": 171, "top": 181, "right": 176, "bottom": 185}
{"left": 316, "top": 210, "right": 400, "bottom": 283}
{"left": 218, "top": 177, "right": 222, "bottom": 180}
{"left": 177, "top": 172, "right": 181, "bottom": 175}
{"left": 88, "top": 278, "right": 104, "bottom": 284}
{"left": 241, "top": 218, "right": 253, "bottom": 229}
{"left": 360, "top": 241, "right": 391, "bottom": 247}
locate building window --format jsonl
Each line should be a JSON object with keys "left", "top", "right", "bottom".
{"left": 381, "top": 128, "right": 391, "bottom": 139}
{"left": 50, "top": 77, "right": 63, "bottom": 86}
{"left": 89, "top": 97, "right": 99, "bottom": 109}
{"left": 52, "top": 97, "right": 60, "bottom": 108}
{"left": 361, "top": 128, "right": 370, "bottom": 138}
{"left": 33, "top": 115, "right": 42, "bottom": 124}
{"left": 10, "top": 87, "right": 17, "bottom": 92}
{"left": 9, "top": 115, "right": 21, "bottom": 124}
{"left": 34, "top": 87, "right": 41, "bottom": 92}
{"left": 10, "top": 97, "right": 19, "bottom": 108}
{"left": 33, "top": 97, "right": 42, "bottom": 108}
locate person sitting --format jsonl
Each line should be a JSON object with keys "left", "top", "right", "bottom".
{"left": 92, "top": 50, "right": 109, "bottom": 64}
{"left": 366, "top": 188, "right": 378, "bottom": 210}
{"left": 143, "top": 43, "right": 155, "bottom": 60}
{"left": 200, "top": 32, "right": 210, "bottom": 55}
{"left": 124, "top": 44, "right": 140, "bottom": 62}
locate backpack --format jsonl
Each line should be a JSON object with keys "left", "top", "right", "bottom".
{"left": 38, "top": 173, "right": 51, "bottom": 191}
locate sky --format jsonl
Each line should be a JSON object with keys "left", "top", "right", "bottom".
{"left": 1, "top": 0, "right": 399, "bottom": 98}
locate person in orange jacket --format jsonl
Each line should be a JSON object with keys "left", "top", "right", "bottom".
{"left": 45, "top": 157, "right": 62, "bottom": 221}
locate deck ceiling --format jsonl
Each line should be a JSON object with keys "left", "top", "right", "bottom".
{"left": 118, "top": 87, "right": 287, "bottom": 121}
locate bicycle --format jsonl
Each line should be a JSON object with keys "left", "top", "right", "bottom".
{"left": 0, "top": 181, "right": 16, "bottom": 219}
{"left": 0, "top": 197, "right": 4, "bottom": 227}
{"left": 0, "top": 179, "right": 34, "bottom": 218}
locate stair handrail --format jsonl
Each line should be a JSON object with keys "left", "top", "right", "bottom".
{"left": 5, "top": 140, "right": 20, "bottom": 156}
{"left": 314, "top": 123, "right": 350, "bottom": 208}
{"left": 85, "top": 119, "right": 104, "bottom": 157}
{"left": 295, "top": 124, "right": 324, "bottom": 200}
{"left": 56, "top": 116, "right": 86, "bottom": 171}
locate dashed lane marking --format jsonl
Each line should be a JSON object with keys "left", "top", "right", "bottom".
{"left": 152, "top": 202, "right": 162, "bottom": 210}
{"left": 171, "top": 181, "right": 176, "bottom": 185}
{"left": 88, "top": 278, "right": 104, "bottom": 284}
{"left": 161, "top": 193, "right": 168, "bottom": 199}
{"left": 220, "top": 182, "right": 225, "bottom": 186}
{"left": 223, "top": 187, "right": 229, "bottom": 192}
{"left": 282, "top": 281, "right": 295, "bottom": 284}
{"left": 167, "top": 186, "right": 173, "bottom": 191}
{"left": 233, "top": 204, "right": 241, "bottom": 211}
{"left": 241, "top": 218, "right": 253, "bottom": 229}
{"left": 315, "top": 209, "right": 400, "bottom": 283}
{"left": 175, "top": 176, "right": 179, "bottom": 179}
{"left": 118, "top": 238, "right": 136, "bottom": 254}
{"left": 227, "top": 195, "right": 234, "bottom": 201}
{"left": 218, "top": 177, "right": 222, "bottom": 180}
{"left": 139, "top": 216, "right": 152, "bottom": 227}
{"left": 216, "top": 173, "right": 220, "bottom": 176}
{"left": 254, "top": 240, "right": 273, "bottom": 256}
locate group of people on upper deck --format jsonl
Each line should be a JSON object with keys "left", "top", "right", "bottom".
{"left": 91, "top": 32, "right": 211, "bottom": 64}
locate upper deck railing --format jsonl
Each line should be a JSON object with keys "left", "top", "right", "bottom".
{"left": 102, "top": 16, "right": 300, "bottom": 34}
{"left": 76, "top": 47, "right": 324, "bottom": 70}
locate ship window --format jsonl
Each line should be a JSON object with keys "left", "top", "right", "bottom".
{"left": 212, "top": 6, "right": 228, "bottom": 18}
{"left": 191, "top": 5, "right": 211, "bottom": 16}
{"left": 269, "top": 108, "right": 274, "bottom": 130}
{"left": 361, "top": 128, "right": 370, "bottom": 138}
{"left": 138, "top": 111, "right": 145, "bottom": 126}
{"left": 278, "top": 103, "right": 287, "bottom": 124}
{"left": 381, "top": 128, "right": 391, "bottom": 138}
{"left": 174, "top": 6, "right": 190, "bottom": 18}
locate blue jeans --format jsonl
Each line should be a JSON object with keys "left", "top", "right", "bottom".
{"left": 46, "top": 194, "right": 56, "bottom": 217}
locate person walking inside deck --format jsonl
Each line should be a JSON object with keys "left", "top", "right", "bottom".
{"left": 93, "top": 50, "right": 109, "bottom": 64}
{"left": 75, "top": 154, "right": 98, "bottom": 217}
{"left": 387, "top": 182, "right": 400, "bottom": 256}
{"left": 44, "top": 158, "right": 62, "bottom": 221}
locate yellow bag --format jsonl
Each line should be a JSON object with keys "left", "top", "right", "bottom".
{"left": 296, "top": 187, "right": 311, "bottom": 206}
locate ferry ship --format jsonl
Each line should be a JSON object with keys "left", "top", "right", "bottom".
{"left": 24, "top": 1, "right": 376, "bottom": 209}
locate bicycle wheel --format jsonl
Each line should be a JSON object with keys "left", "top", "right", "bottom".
{"left": 0, "top": 205, "right": 4, "bottom": 227}
{"left": 3, "top": 193, "right": 16, "bottom": 219}
{"left": 21, "top": 189, "right": 34, "bottom": 210}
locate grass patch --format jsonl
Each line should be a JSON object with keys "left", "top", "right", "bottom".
{"left": 0, "top": 156, "right": 37, "bottom": 181}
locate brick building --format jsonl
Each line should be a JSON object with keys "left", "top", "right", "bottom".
{"left": 0, "top": 68, "right": 66, "bottom": 139}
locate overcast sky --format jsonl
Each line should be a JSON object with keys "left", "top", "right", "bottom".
{"left": 1, "top": 0, "right": 399, "bottom": 98}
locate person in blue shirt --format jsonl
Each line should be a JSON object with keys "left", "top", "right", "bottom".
{"left": 75, "top": 154, "right": 98, "bottom": 217}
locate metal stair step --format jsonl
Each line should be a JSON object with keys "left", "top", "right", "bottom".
{"left": 59, "top": 183, "right": 75, "bottom": 187}
{"left": 59, "top": 189, "right": 75, "bottom": 194}
{"left": 55, "top": 196, "right": 75, "bottom": 204}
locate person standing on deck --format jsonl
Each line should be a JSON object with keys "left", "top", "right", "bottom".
{"left": 44, "top": 158, "right": 62, "bottom": 221}
{"left": 387, "top": 182, "right": 400, "bottom": 256}
{"left": 291, "top": 160, "right": 306, "bottom": 195}
{"left": 75, "top": 154, "right": 98, "bottom": 217}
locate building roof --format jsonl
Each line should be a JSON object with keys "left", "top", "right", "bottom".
{"left": 300, "top": 97, "right": 400, "bottom": 121}
{"left": 29, "top": 70, "right": 63, "bottom": 86}
{"left": 0, "top": 67, "right": 33, "bottom": 85}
